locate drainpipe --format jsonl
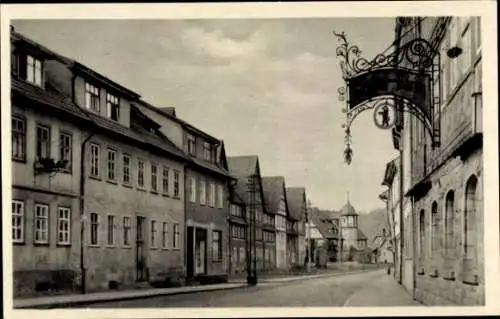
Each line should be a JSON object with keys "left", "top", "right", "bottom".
{"left": 398, "top": 103, "right": 404, "bottom": 286}
{"left": 79, "top": 132, "right": 94, "bottom": 294}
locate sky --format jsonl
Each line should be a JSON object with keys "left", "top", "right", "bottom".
{"left": 12, "top": 18, "right": 399, "bottom": 213}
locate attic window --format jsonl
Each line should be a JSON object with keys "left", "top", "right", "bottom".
{"left": 106, "top": 93, "right": 119, "bottom": 121}
{"left": 16, "top": 54, "right": 43, "bottom": 87}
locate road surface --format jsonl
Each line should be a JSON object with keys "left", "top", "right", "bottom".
{"left": 78, "top": 269, "right": 395, "bottom": 308}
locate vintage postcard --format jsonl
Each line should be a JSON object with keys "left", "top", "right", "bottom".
{"left": 1, "top": 2, "right": 499, "bottom": 318}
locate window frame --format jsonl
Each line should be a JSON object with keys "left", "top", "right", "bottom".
{"left": 173, "top": 171, "right": 180, "bottom": 198}
{"left": 35, "top": 123, "right": 51, "bottom": 160}
{"left": 187, "top": 134, "right": 196, "bottom": 155}
{"left": 85, "top": 82, "right": 100, "bottom": 113}
{"left": 123, "top": 216, "right": 131, "bottom": 246}
{"left": 203, "top": 141, "right": 212, "bottom": 162}
{"left": 151, "top": 163, "right": 158, "bottom": 193}
{"left": 173, "top": 223, "right": 180, "bottom": 249}
{"left": 151, "top": 220, "right": 158, "bottom": 248}
{"left": 59, "top": 131, "right": 73, "bottom": 173}
{"left": 209, "top": 183, "right": 216, "bottom": 208}
{"left": 190, "top": 176, "right": 197, "bottom": 203}
{"left": 217, "top": 185, "right": 224, "bottom": 209}
{"left": 57, "top": 206, "right": 71, "bottom": 246}
{"left": 106, "top": 92, "right": 120, "bottom": 121}
{"left": 107, "top": 148, "right": 117, "bottom": 182}
{"left": 137, "top": 159, "right": 146, "bottom": 189}
{"left": 122, "top": 154, "right": 131, "bottom": 186}
{"left": 107, "top": 214, "right": 116, "bottom": 246}
{"left": 34, "top": 203, "right": 49, "bottom": 245}
{"left": 162, "top": 166, "right": 169, "bottom": 195}
{"left": 12, "top": 200, "right": 25, "bottom": 244}
{"left": 199, "top": 179, "right": 207, "bottom": 205}
{"left": 162, "top": 222, "right": 168, "bottom": 249}
{"left": 12, "top": 115, "right": 26, "bottom": 162}
{"left": 89, "top": 212, "right": 99, "bottom": 246}
{"left": 89, "top": 143, "right": 101, "bottom": 178}
{"left": 212, "top": 230, "right": 222, "bottom": 262}
{"left": 26, "top": 54, "right": 43, "bottom": 87}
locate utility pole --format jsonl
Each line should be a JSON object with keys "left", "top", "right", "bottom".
{"left": 306, "top": 200, "right": 312, "bottom": 273}
{"left": 246, "top": 174, "right": 257, "bottom": 285}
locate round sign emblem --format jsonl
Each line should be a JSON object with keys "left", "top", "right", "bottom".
{"left": 373, "top": 103, "right": 396, "bottom": 130}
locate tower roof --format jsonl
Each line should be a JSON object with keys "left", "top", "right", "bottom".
{"left": 340, "top": 202, "right": 358, "bottom": 216}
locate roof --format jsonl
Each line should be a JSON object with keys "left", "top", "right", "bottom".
{"left": 357, "top": 229, "right": 368, "bottom": 241}
{"left": 159, "top": 107, "right": 176, "bottom": 117}
{"left": 286, "top": 187, "right": 306, "bottom": 221}
{"left": 227, "top": 156, "right": 260, "bottom": 205}
{"left": 261, "top": 176, "right": 286, "bottom": 214}
{"left": 12, "top": 78, "right": 187, "bottom": 162}
{"left": 340, "top": 202, "right": 358, "bottom": 216}
{"left": 310, "top": 214, "right": 339, "bottom": 239}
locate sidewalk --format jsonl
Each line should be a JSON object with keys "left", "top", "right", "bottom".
{"left": 343, "top": 271, "right": 424, "bottom": 307}
{"left": 14, "top": 282, "right": 247, "bottom": 309}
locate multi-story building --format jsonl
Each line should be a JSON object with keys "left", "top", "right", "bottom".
{"left": 285, "top": 187, "right": 306, "bottom": 267}
{"left": 396, "top": 17, "right": 483, "bottom": 305}
{"left": 262, "top": 176, "right": 289, "bottom": 270}
{"left": 338, "top": 201, "right": 368, "bottom": 261}
{"left": 135, "top": 104, "right": 233, "bottom": 283}
{"left": 10, "top": 28, "right": 188, "bottom": 296}
{"left": 228, "top": 183, "right": 247, "bottom": 275}
{"left": 227, "top": 156, "right": 269, "bottom": 272}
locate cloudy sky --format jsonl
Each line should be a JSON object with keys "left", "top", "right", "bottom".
{"left": 12, "top": 18, "right": 399, "bottom": 213}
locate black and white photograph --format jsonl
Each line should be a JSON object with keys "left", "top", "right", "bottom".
{"left": 1, "top": 2, "right": 499, "bottom": 318}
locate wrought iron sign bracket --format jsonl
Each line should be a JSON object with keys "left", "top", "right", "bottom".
{"left": 334, "top": 31, "right": 442, "bottom": 164}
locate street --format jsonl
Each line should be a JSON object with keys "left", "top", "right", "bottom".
{"left": 75, "top": 269, "right": 418, "bottom": 308}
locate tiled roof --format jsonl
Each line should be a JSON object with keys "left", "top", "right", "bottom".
{"left": 357, "top": 229, "right": 368, "bottom": 240}
{"left": 261, "top": 176, "right": 285, "bottom": 214}
{"left": 227, "top": 156, "right": 260, "bottom": 206}
{"left": 310, "top": 214, "right": 338, "bottom": 239}
{"left": 286, "top": 187, "right": 306, "bottom": 221}
{"left": 189, "top": 156, "right": 233, "bottom": 179}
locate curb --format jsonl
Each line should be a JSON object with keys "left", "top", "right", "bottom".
{"left": 14, "top": 284, "right": 249, "bottom": 309}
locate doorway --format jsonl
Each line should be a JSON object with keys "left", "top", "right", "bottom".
{"left": 136, "top": 216, "right": 147, "bottom": 282}
{"left": 195, "top": 228, "right": 207, "bottom": 275}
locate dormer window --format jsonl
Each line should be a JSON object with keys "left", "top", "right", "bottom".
{"left": 85, "top": 82, "right": 100, "bottom": 113}
{"left": 203, "top": 141, "right": 212, "bottom": 162}
{"left": 26, "top": 55, "right": 43, "bottom": 86}
{"left": 187, "top": 134, "right": 196, "bottom": 155}
{"left": 106, "top": 92, "right": 120, "bottom": 121}
{"left": 15, "top": 54, "right": 43, "bottom": 87}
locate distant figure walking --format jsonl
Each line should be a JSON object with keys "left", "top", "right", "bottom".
{"left": 387, "top": 266, "right": 391, "bottom": 275}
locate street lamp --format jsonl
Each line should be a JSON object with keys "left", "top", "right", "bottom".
{"left": 246, "top": 174, "right": 258, "bottom": 286}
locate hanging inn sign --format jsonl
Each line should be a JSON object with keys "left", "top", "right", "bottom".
{"left": 334, "top": 30, "right": 442, "bottom": 164}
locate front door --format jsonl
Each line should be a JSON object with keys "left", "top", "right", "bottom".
{"left": 136, "top": 216, "right": 147, "bottom": 281}
{"left": 195, "top": 228, "right": 207, "bottom": 275}
{"left": 187, "top": 227, "right": 194, "bottom": 278}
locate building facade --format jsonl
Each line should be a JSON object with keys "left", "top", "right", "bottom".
{"left": 285, "top": 187, "right": 306, "bottom": 267}
{"left": 227, "top": 156, "right": 270, "bottom": 273}
{"left": 228, "top": 186, "right": 247, "bottom": 275}
{"left": 135, "top": 104, "right": 233, "bottom": 283}
{"left": 396, "top": 17, "right": 484, "bottom": 305}
{"left": 262, "top": 176, "right": 289, "bottom": 270}
{"left": 10, "top": 29, "right": 188, "bottom": 296}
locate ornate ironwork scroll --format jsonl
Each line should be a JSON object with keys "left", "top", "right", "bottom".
{"left": 334, "top": 31, "right": 441, "bottom": 164}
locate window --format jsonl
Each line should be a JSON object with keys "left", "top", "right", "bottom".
{"left": 431, "top": 201, "right": 439, "bottom": 258}
{"left": 444, "top": 190, "right": 455, "bottom": 255}
{"left": 209, "top": 183, "right": 215, "bottom": 207}
{"left": 138, "top": 159, "right": 145, "bottom": 188}
{"left": 200, "top": 180, "right": 206, "bottom": 205}
{"left": 162, "top": 222, "right": 168, "bottom": 248}
{"left": 464, "top": 175, "right": 478, "bottom": 260}
{"left": 203, "top": 142, "right": 212, "bottom": 162}
{"left": 26, "top": 55, "right": 43, "bottom": 86}
{"left": 190, "top": 176, "right": 197, "bottom": 203}
{"left": 36, "top": 124, "right": 51, "bottom": 159}
{"left": 90, "top": 213, "right": 99, "bottom": 245}
{"left": 162, "top": 166, "right": 169, "bottom": 195}
{"left": 173, "top": 223, "right": 180, "bottom": 249}
{"left": 187, "top": 134, "right": 196, "bottom": 155}
{"left": 212, "top": 231, "right": 222, "bottom": 261}
{"left": 59, "top": 132, "right": 72, "bottom": 172}
{"left": 106, "top": 93, "right": 120, "bottom": 121}
{"left": 151, "top": 220, "right": 157, "bottom": 248}
{"left": 12, "top": 200, "right": 24, "bottom": 243}
{"left": 123, "top": 216, "right": 131, "bottom": 246}
{"left": 12, "top": 116, "right": 26, "bottom": 161}
{"left": 107, "top": 215, "right": 115, "bottom": 245}
{"left": 107, "top": 149, "right": 117, "bottom": 181}
{"left": 85, "top": 82, "right": 100, "bottom": 113}
{"left": 89, "top": 143, "right": 100, "bottom": 177}
{"left": 151, "top": 164, "right": 158, "bottom": 192}
{"left": 123, "top": 154, "right": 131, "bottom": 185}
{"left": 217, "top": 185, "right": 224, "bottom": 209}
{"left": 419, "top": 210, "right": 426, "bottom": 262}
{"left": 57, "top": 207, "right": 71, "bottom": 245}
{"left": 34, "top": 204, "right": 49, "bottom": 244}
{"left": 174, "top": 171, "right": 180, "bottom": 197}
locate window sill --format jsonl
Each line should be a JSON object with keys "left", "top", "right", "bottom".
{"left": 173, "top": 196, "right": 181, "bottom": 200}
{"left": 161, "top": 247, "right": 170, "bottom": 251}
{"left": 462, "top": 275, "right": 480, "bottom": 286}
{"left": 137, "top": 187, "right": 147, "bottom": 192}
{"left": 13, "top": 241, "right": 25, "bottom": 245}
{"left": 122, "top": 183, "right": 133, "bottom": 189}
{"left": 56, "top": 243, "right": 71, "bottom": 247}
{"left": 150, "top": 190, "right": 159, "bottom": 195}
{"left": 172, "top": 248, "right": 181, "bottom": 251}
{"left": 88, "top": 244, "right": 100, "bottom": 248}
{"left": 12, "top": 158, "right": 27, "bottom": 164}
{"left": 150, "top": 246, "right": 159, "bottom": 250}
{"left": 122, "top": 245, "right": 132, "bottom": 249}
{"left": 34, "top": 242, "right": 49, "bottom": 247}
{"left": 162, "top": 193, "right": 170, "bottom": 198}
{"left": 88, "top": 175, "right": 102, "bottom": 181}
{"left": 106, "top": 245, "right": 117, "bottom": 248}
{"left": 106, "top": 180, "right": 118, "bottom": 185}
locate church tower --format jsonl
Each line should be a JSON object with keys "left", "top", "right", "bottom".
{"left": 340, "top": 193, "right": 359, "bottom": 251}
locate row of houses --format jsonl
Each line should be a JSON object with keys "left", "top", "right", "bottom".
{"left": 8, "top": 27, "right": 308, "bottom": 297}
{"left": 379, "top": 17, "right": 483, "bottom": 305}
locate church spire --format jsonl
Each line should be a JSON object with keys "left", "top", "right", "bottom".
{"left": 346, "top": 191, "right": 350, "bottom": 205}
